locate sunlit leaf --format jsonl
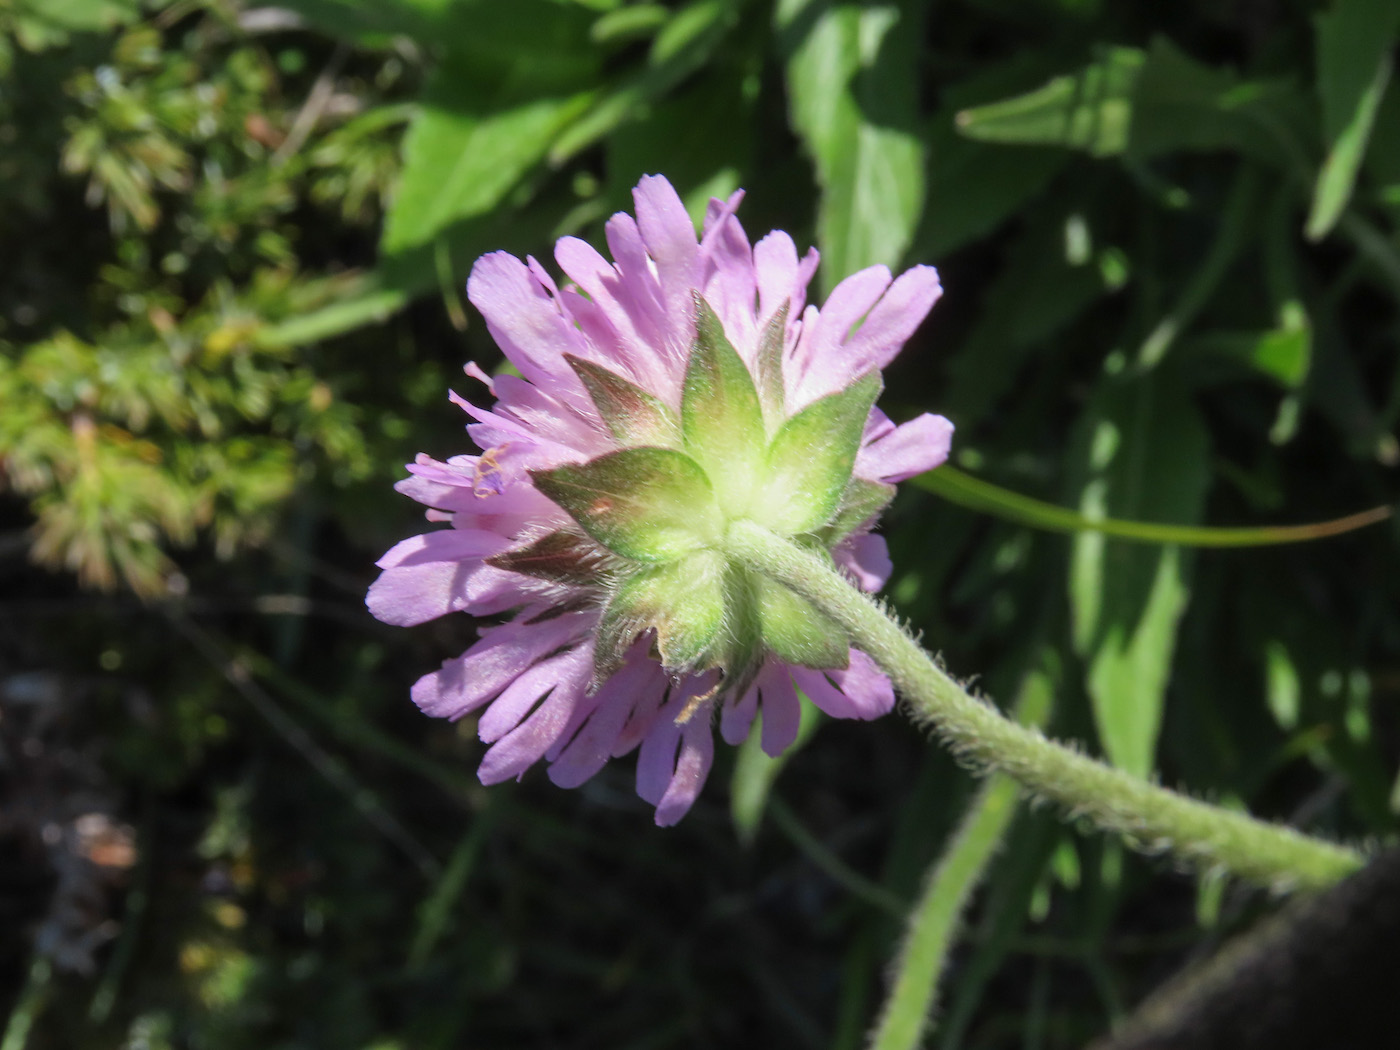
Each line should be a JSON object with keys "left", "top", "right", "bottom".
{"left": 778, "top": 0, "right": 927, "bottom": 290}
{"left": 1068, "top": 374, "right": 1209, "bottom": 778}
{"left": 955, "top": 47, "right": 1144, "bottom": 158}
{"left": 1306, "top": 0, "right": 1400, "bottom": 240}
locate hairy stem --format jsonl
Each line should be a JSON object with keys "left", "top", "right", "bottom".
{"left": 726, "top": 520, "right": 1364, "bottom": 892}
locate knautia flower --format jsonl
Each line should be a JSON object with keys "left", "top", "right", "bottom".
{"left": 368, "top": 175, "right": 952, "bottom": 824}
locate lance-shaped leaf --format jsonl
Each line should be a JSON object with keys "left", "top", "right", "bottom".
{"left": 595, "top": 551, "right": 726, "bottom": 679}
{"left": 486, "top": 530, "right": 614, "bottom": 586}
{"left": 682, "top": 295, "right": 767, "bottom": 514}
{"left": 755, "top": 575, "right": 849, "bottom": 669}
{"left": 567, "top": 354, "right": 681, "bottom": 448}
{"left": 532, "top": 447, "right": 721, "bottom": 562}
{"left": 813, "top": 477, "right": 896, "bottom": 546}
{"left": 758, "top": 371, "right": 880, "bottom": 536}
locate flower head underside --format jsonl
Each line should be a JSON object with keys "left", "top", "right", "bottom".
{"left": 367, "top": 175, "right": 952, "bottom": 824}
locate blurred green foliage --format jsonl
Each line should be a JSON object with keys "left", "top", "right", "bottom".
{"left": 1, "top": 1, "right": 1398, "bottom": 1048}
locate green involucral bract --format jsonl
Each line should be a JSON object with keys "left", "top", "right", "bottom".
{"left": 534, "top": 296, "right": 884, "bottom": 687}
{"left": 595, "top": 551, "right": 729, "bottom": 680}
{"left": 531, "top": 446, "right": 722, "bottom": 561}
{"left": 566, "top": 355, "right": 682, "bottom": 448}
{"left": 757, "top": 371, "right": 881, "bottom": 536}
{"left": 681, "top": 295, "right": 768, "bottom": 519}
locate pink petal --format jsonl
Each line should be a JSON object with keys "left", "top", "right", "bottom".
{"left": 791, "top": 265, "right": 892, "bottom": 405}
{"left": 758, "top": 663, "right": 802, "bottom": 757}
{"left": 701, "top": 189, "right": 745, "bottom": 238}
{"left": 836, "top": 532, "right": 892, "bottom": 593}
{"left": 632, "top": 174, "right": 700, "bottom": 336}
{"left": 826, "top": 650, "right": 896, "bottom": 719}
{"left": 720, "top": 680, "right": 759, "bottom": 746}
{"left": 699, "top": 193, "right": 757, "bottom": 358}
{"left": 478, "top": 645, "right": 592, "bottom": 743}
{"left": 842, "top": 265, "right": 942, "bottom": 374}
{"left": 654, "top": 715, "right": 715, "bottom": 827}
{"left": 793, "top": 651, "right": 895, "bottom": 721}
{"left": 754, "top": 231, "right": 800, "bottom": 324}
{"left": 478, "top": 644, "right": 594, "bottom": 784}
{"left": 548, "top": 647, "right": 667, "bottom": 788}
{"left": 466, "top": 252, "right": 589, "bottom": 399}
{"left": 410, "top": 610, "right": 595, "bottom": 720}
{"left": 555, "top": 235, "right": 668, "bottom": 393}
{"left": 366, "top": 530, "right": 513, "bottom": 626}
{"left": 372, "top": 528, "right": 504, "bottom": 570}
{"left": 635, "top": 675, "right": 716, "bottom": 815}
{"left": 636, "top": 705, "right": 681, "bottom": 807}
{"left": 859, "top": 412, "right": 954, "bottom": 483}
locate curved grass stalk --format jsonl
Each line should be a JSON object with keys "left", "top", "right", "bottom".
{"left": 915, "top": 465, "right": 1391, "bottom": 547}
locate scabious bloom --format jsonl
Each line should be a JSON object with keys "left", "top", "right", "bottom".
{"left": 368, "top": 175, "right": 952, "bottom": 824}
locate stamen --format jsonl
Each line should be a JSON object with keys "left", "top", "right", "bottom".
{"left": 675, "top": 679, "right": 723, "bottom": 725}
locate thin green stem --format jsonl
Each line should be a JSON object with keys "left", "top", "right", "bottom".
{"left": 867, "top": 669, "right": 1055, "bottom": 1050}
{"left": 914, "top": 466, "right": 1392, "bottom": 547}
{"left": 726, "top": 520, "right": 1364, "bottom": 893}
{"left": 869, "top": 773, "right": 1021, "bottom": 1050}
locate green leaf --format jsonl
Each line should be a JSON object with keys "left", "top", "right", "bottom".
{"left": 759, "top": 372, "right": 880, "bottom": 536}
{"left": 1306, "top": 0, "right": 1400, "bottom": 240}
{"left": 257, "top": 185, "right": 579, "bottom": 349}
{"left": 1135, "top": 169, "right": 1259, "bottom": 371}
{"left": 596, "top": 551, "right": 726, "bottom": 676}
{"left": 602, "top": 63, "right": 751, "bottom": 222}
{"left": 589, "top": 3, "right": 669, "bottom": 44}
{"left": 942, "top": 208, "right": 1112, "bottom": 422}
{"left": 681, "top": 296, "right": 767, "bottom": 512}
{"left": 915, "top": 128, "right": 1069, "bottom": 261}
{"left": 553, "top": 0, "right": 740, "bottom": 166}
{"left": 954, "top": 47, "right": 1145, "bottom": 157}
{"left": 1190, "top": 323, "right": 1312, "bottom": 389}
{"left": 1125, "top": 38, "right": 1313, "bottom": 170}
{"left": 1264, "top": 640, "right": 1302, "bottom": 731}
{"left": 756, "top": 575, "right": 849, "bottom": 669}
{"left": 531, "top": 447, "right": 721, "bottom": 562}
{"left": 254, "top": 275, "right": 410, "bottom": 351}
{"left": 567, "top": 355, "right": 681, "bottom": 448}
{"left": 12, "top": 0, "right": 140, "bottom": 37}
{"left": 1068, "top": 375, "right": 1210, "bottom": 778}
{"left": 383, "top": 89, "right": 596, "bottom": 258}
{"left": 485, "top": 530, "right": 614, "bottom": 586}
{"left": 778, "top": 0, "right": 927, "bottom": 290}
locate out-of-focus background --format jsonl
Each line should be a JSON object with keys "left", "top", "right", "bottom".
{"left": 1, "top": 1, "right": 1397, "bottom": 1047}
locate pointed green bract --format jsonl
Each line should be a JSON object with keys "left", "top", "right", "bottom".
{"left": 755, "top": 575, "right": 849, "bottom": 669}
{"left": 567, "top": 354, "right": 681, "bottom": 448}
{"left": 596, "top": 551, "right": 727, "bottom": 678}
{"left": 815, "top": 477, "right": 896, "bottom": 545}
{"left": 682, "top": 296, "right": 767, "bottom": 516}
{"left": 758, "top": 371, "right": 880, "bottom": 536}
{"left": 486, "top": 530, "right": 612, "bottom": 585}
{"left": 755, "top": 304, "right": 789, "bottom": 425}
{"left": 531, "top": 447, "right": 721, "bottom": 562}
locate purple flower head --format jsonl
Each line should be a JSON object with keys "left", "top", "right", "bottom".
{"left": 368, "top": 175, "right": 952, "bottom": 825}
